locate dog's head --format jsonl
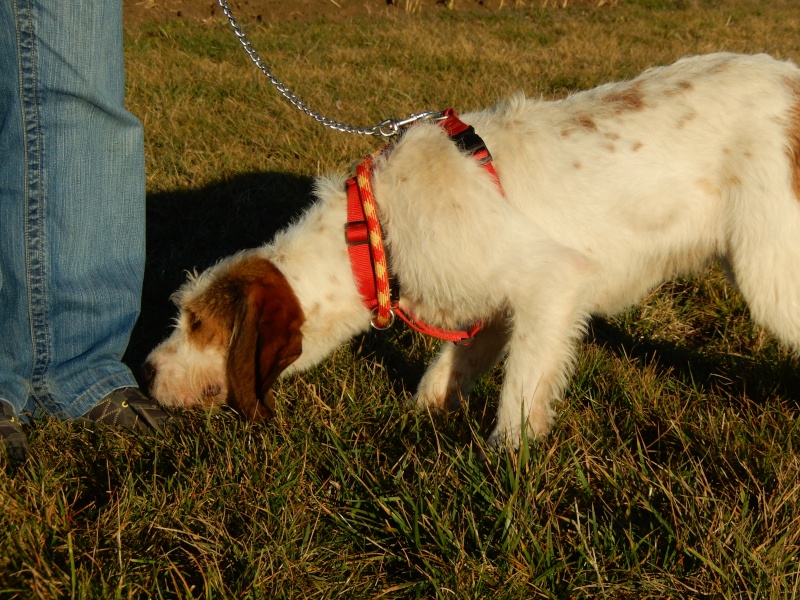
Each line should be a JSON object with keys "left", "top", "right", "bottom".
{"left": 143, "top": 253, "right": 305, "bottom": 422}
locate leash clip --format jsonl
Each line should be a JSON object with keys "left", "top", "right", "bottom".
{"left": 375, "top": 111, "right": 446, "bottom": 137}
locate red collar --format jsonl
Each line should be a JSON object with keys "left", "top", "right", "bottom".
{"left": 344, "top": 109, "right": 503, "bottom": 344}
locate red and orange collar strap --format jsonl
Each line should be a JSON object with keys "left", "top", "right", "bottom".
{"left": 345, "top": 109, "right": 503, "bottom": 344}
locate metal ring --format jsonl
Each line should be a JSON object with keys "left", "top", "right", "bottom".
{"left": 370, "top": 307, "right": 395, "bottom": 330}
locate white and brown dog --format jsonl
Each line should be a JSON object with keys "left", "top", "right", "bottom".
{"left": 144, "top": 53, "right": 800, "bottom": 446}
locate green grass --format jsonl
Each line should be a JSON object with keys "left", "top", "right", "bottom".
{"left": 3, "top": 1, "right": 800, "bottom": 597}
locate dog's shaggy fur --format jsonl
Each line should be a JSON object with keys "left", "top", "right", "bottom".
{"left": 145, "top": 53, "right": 800, "bottom": 446}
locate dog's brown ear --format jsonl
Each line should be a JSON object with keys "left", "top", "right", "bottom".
{"left": 226, "top": 264, "right": 304, "bottom": 422}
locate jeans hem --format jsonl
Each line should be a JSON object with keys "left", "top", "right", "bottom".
{"left": 61, "top": 371, "right": 139, "bottom": 420}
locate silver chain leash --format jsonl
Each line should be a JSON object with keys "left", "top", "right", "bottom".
{"left": 216, "top": 0, "right": 442, "bottom": 137}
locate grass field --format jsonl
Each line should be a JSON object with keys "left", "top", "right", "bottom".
{"left": 2, "top": 1, "right": 800, "bottom": 597}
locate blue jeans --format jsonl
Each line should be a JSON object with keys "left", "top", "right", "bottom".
{"left": 0, "top": 0, "right": 145, "bottom": 420}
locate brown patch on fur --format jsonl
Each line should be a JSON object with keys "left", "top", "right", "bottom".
{"left": 183, "top": 272, "right": 251, "bottom": 352}
{"left": 785, "top": 78, "right": 800, "bottom": 202}
{"left": 305, "top": 302, "right": 322, "bottom": 320}
{"left": 561, "top": 115, "right": 597, "bottom": 138}
{"left": 696, "top": 178, "right": 721, "bottom": 198}
{"left": 664, "top": 80, "right": 694, "bottom": 97}
{"left": 676, "top": 111, "right": 697, "bottom": 129}
{"left": 632, "top": 142, "right": 643, "bottom": 152}
{"left": 185, "top": 306, "right": 229, "bottom": 350}
{"left": 200, "top": 256, "right": 306, "bottom": 422}
{"left": 573, "top": 161, "right": 582, "bottom": 170}
{"left": 574, "top": 115, "right": 597, "bottom": 131}
{"left": 603, "top": 82, "right": 646, "bottom": 114}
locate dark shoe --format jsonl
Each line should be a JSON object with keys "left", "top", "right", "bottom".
{"left": 1, "top": 400, "right": 30, "bottom": 471}
{"left": 80, "top": 387, "right": 178, "bottom": 435}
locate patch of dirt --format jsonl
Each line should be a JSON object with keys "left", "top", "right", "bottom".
{"left": 123, "top": 0, "right": 566, "bottom": 26}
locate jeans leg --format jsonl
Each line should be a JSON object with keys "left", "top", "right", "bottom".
{"left": 0, "top": 0, "right": 145, "bottom": 419}
{"left": 0, "top": 0, "right": 32, "bottom": 416}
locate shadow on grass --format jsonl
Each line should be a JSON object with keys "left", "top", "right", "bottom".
{"left": 125, "top": 171, "right": 315, "bottom": 368}
{"left": 588, "top": 317, "right": 800, "bottom": 408}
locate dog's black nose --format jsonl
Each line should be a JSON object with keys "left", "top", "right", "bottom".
{"left": 140, "top": 361, "right": 156, "bottom": 388}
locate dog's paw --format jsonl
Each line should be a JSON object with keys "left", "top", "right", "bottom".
{"left": 488, "top": 407, "right": 554, "bottom": 449}
{"left": 413, "top": 386, "right": 462, "bottom": 413}
{"left": 486, "top": 425, "right": 522, "bottom": 451}
{"left": 414, "top": 369, "right": 463, "bottom": 413}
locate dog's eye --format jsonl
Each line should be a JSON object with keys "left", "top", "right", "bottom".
{"left": 188, "top": 312, "right": 203, "bottom": 331}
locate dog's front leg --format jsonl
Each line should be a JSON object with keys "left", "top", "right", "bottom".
{"left": 414, "top": 312, "right": 511, "bottom": 412}
{"left": 488, "top": 257, "right": 592, "bottom": 448}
